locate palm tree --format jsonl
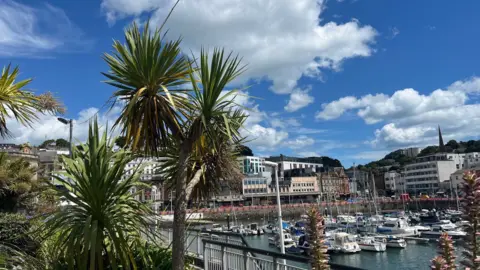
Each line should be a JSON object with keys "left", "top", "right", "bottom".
{"left": 42, "top": 118, "right": 154, "bottom": 269}
{"left": 103, "top": 20, "right": 247, "bottom": 268}
{"left": 0, "top": 64, "right": 65, "bottom": 138}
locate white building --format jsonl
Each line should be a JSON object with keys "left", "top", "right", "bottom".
{"left": 417, "top": 152, "right": 480, "bottom": 170}
{"left": 238, "top": 156, "right": 265, "bottom": 174}
{"left": 404, "top": 159, "right": 456, "bottom": 194}
{"left": 384, "top": 171, "right": 404, "bottom": 192}
{"left": 124, "top": 157, "right": 165, "bottom": 213}
{"left": 276, "top": 161, "right": 323, "bottom": 181}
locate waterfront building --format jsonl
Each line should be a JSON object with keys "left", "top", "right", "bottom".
{"left": 345, "top": 168, "right": 369, "bottom": 196}
{"left": 404, "top": 159, "right": 456, "bottom": 195}
{"left": 238, "top": 156, "right": 265, "bottom": 175}
{"left": 266, "top": 155, "right": 323, "bottom": 181}
{"left": 384, "top": 171, "right": 405, "bottom": 193}
{"left": 124, "top": 157, "right": 165, "bottom": 213}
{"left": 318, "top": 167, "right": 349, "bottom": 197}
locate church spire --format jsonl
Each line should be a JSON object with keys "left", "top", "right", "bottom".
{"left": 438, "top": 125, "right": 446, "bottom": 152}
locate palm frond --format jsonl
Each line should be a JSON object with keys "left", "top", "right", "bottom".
{"left": 0, "top": 65, "right": 65, "bottom": 138}
{"left": 42, "top": 117, "right": 155, "bottom": 269}
{"left": 102, "top": 20, "right": 191, "bottom": 154}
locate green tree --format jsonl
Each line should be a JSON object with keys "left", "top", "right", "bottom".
{"left": 103, "top": 20, "right": 247, "bottom": 269}
{"left": 418, "top": 146, "right": 439, "bottom": 157}
{"left": 446, "top": 140, "right": 459, "bottom": 150}
{"left": 0, "top": 65, "right": 64, "bottom": 138}
{"left": 115, "top": 135, "right": 127, "bottom": 148}
{"left": 55, "top": 138, "right": 70, "bottom": 148}
{"left": 42, "top": 118, "right": 153, "bottom": 269}
{"left": 237, "top": 145, "right": 254, "bottom": 156}
{"left": 39, "top": 139, "right": 55, "bottom": 148}
{"left": 0, "top": 153, "right": 38, "bottom": 212}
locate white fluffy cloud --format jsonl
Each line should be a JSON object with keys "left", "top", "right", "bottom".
{"left": 3, "top": 107, "right": 121, "bottom": 145}
{"left": 316, "top": 88, "right": 466, "bottom": 124}
{"left": 284, "top": 87, "right": 315, "bottom": 112}
{"left": 242, "top": 124, "right": 289, "bottom": 152}
{"left": 101, "top": 0, "right": 377, "bottom": 94}
{"left": 283, "top": 135, "right": 315, "bottom": 150}
{"left": 0, "top": 0, "right": 91, "bottom": 56}
{"left": 317, "top": 76, "right": 480, "bottom": 147}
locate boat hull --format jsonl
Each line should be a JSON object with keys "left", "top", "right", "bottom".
{"left": 359, "top": 243, "right": 386, "bottom": 252}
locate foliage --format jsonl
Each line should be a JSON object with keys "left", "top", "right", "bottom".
{"left": 42, "top": 118, "right": 154, "bottom": 269}
{"left": 306, "top": 207, "right": 329, "bottom": 270}
{"left": 0, "top": 213, "right": 40, "bottom": 256}
{"left": 0, "top": 152, "right": 38, "bottom": 212}
{"left": 115, "top": 135, "right": 127, "bottom": 148}
{"left": 0, "top": 64, "right": 64, "bottom": 138}
{"left": 419, "top": 146, "right": 440, "bottom": 157}
{"left": 431, "top": 232, "right": 456, "bottom": 269}
{"left": 133, "top": 245, "right": 192, "bottom": 270}
{"left": 360, "top": 149, "right": 413, "bottom": 170}
{"left": 237, "top": 144, "right": 254, "bottom": 156}
{"left": 431, "top": 256, "right": 447, "bottom": 270}
{"left": 39, "top": 139, "right": 70, "bottom": 149}
{"left": 0, "top": 213, "right": 43, "bottom": 269}
{"left": 102, "top": 20, "right": 190, "bottom": 154}
{"left": 103, "top": 16, "right": 249, "bottom": 269}
{"left": 460, "top": 171, "right": 480, "bottom": 269}
{"left": 39, "top": 139, "right": 55, "bottom": 148}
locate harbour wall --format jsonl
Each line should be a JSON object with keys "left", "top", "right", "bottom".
{"left": 195, "top": 199, "right": 458, "bottom": 221}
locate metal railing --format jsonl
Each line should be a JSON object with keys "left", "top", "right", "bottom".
{"left": 203, "top": 239, "right": 307, "bottom": 270}
{"left": 158, "top": 228, "right": 364, "bottom": 270}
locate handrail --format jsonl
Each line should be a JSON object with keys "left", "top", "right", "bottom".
{"left": 203, "top": 238, "right": 309, "bottom": 263}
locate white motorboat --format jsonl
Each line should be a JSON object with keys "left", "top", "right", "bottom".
{"left": 412, "top": 225, "right": 431, "bottom": 232}
{"left": 336, "top": 215, "right": 357, "bottom": 227}
{"left": 375, "top": 235, "right": 407, "bottom": 248}
{"left": 432, "top": 220, "right": 457, "bottom": 230}
{"left": 376, "top": 218, "right": 417, "bottom": 235}
{"left": 325, "top": 216, "right": 338, "bottom": 229}
{"left": 209, "top": 223, "right": 224, "bottom": 232}
{"left": 262, "top": 224, "right": 278, "bottom": 234}
{"left": 246, "top": 223, "right": 261, "bottom": 235}
{"left": 421, "top": 225, "right": 467, "bottom": 239}
{"left": 358, "top": 236, "right": 386, "bottom": 252}
{"left": 269, "top": 233, "right": 296, "bottom": 248}
{"left": 230, "top": 225, "right": 246, "bottom": 235}
{"left": 331, "top": 232, "right": 361, "bottom": 253}
{"left": 277, "top": 233, "right": 296, "bottom": 249}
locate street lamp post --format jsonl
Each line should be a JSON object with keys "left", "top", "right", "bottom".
{"left": 57, "top": 117, "right": 73, "bottom": 158}
{"left": 263, "top": 161, "right": 285, "bottom": 255}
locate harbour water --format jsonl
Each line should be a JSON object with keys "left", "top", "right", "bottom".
{"left": 243, "top": 233, "right": 451, "bottom": 270}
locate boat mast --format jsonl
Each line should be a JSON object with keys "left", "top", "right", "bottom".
{"left": 371, "top": 171, "right": 379, "bottom": 216}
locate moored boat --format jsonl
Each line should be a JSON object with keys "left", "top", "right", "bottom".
{"left": 332, "top": 232, "right": 361, "bottom": 253}
{"left": 358, "top": 236, "right": 386, "bottom": 252}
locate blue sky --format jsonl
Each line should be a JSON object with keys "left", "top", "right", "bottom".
{"left": 2, "top": 0, "right": 480, "bottom": 167}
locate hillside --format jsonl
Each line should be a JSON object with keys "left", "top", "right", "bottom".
{"left": 358, "top": 139, "right": 480, "bottom": 171}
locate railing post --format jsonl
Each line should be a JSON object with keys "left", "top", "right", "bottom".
{"left": 203, "top": 240, "right": 209, "bottom": 270}
{"left": 197, "top": 231, "right": 202, "bottom": 257}
{"left": 222, "top": 246, "right": 228, "bottom": 270}
{"left": 273, "top": 256, "right": 278, "bottom": 270}
{"left": 243, "top": 250, "right": 249, "bottom": 270}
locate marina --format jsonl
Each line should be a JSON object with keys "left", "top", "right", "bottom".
{"left": 178, "top": 207, "right": 468, "bottom": 270}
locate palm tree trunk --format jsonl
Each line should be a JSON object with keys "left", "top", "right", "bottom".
{"left": 171, "top": 146, "right": 189, "bottom": 270}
